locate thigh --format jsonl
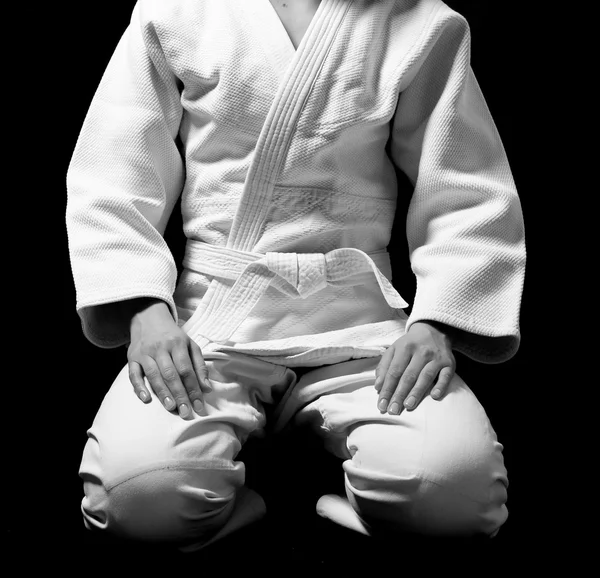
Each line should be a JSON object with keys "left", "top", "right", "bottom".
{"left": 293, "top": 359, "right": 507, "bottom": 490}
{"left": 294, "top": 361, "right": 508, "bottom": 535}
{"left": 80, "top": 351, "right": 296, "bottom": 486}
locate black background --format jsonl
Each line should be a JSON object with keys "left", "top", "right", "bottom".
{"left": 10, "top": 0, "right": 566, "bottom": 572}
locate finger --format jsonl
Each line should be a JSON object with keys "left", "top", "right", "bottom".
{"left": 431, "top": 365, "right": 455, "bottom": 401}
{"left": 140, "top": 357, "right": 177, "bottom": 412}
{"left": 173, "top": 345, "right": 205, "bottom": 415}
{"left": 189, "top": 341, "right": 212, "bottom": 394}
{"left": 374, "top": 346, "right": 394, "bottom": 392}
{"left": 386, "top": 356, "right": 426, "bottom": 415}
{"left": 377, "top": 348, "right": 411, "bottom": 413}
{"left": 155, "top": 352, "right": 193, "bottom": 419}
{"left": 128, "top": 361, "right": 151, "bottom": 404}
{"left": 403, "top": 361, "right": 442, "bottom": 411}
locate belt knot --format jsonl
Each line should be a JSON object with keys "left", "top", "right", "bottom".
{"left": 265, "top": 252, "right": 327, "bottom": 298}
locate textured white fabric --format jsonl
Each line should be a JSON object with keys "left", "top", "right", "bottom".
{"left": 66, "top": 0, "right": 525, "bottom": 363}
{"left": 79, "top": 354, "right": 507, "bottom": 546}
{"left": 181, "top": 240, "right": 408, "bottom": 349}
{"left": 295, "top": 361, "right": 508, "bottom": 536}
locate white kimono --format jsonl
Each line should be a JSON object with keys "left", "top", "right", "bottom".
{"left": 66, "top": 0, "right": 526, "bottom": 368}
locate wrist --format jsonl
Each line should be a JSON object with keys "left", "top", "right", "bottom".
{"left": 127, "top": 298, "right": 172, "bottom": 329}
{"left": 411, "top": 320, "right": 456, "bottom": 346}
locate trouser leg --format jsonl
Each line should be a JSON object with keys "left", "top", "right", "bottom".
{"left": 293, "top": 358, "right": 509, "bottom": 537}
{"left": 79, "top": 351, "right": 296, "bottom": 550}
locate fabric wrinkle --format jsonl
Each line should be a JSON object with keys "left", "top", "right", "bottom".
{"left": 68, "top": 0, "right": 522, "bottom": 547}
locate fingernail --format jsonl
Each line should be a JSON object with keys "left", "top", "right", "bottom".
{"left": 389, "top": 402, "right": 400, "bottom": 414}
{"left": 378, "top": 399, "right": 388, "bottom": 412}
{"left": 404, "top": 396, "right": 415, "bottom": 409}
{"left": 374, "top": 376, "right": 381, "bottom": 387}
{"left": 193, "top": 400, "right": 204, "bottom": 413}
{"left": 164, "top": 396, "right": 175, "bottom": 410}
{"left": 138, "top": 391, "right": 149, "bottom": 402}
{"left": 203, "top": 380, "right": 213, "bottom": 392}
{"left": 431, "top": 389, "right": 441, "bottom": 400}
{"left": 179, "top": 404, "right": 190, "bottom": 418}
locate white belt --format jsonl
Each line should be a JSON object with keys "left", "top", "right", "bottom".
{"left": 181, "top": 240, "right": 409, "bottom": 344}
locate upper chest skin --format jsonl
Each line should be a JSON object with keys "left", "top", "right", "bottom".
{"left": 268, "top": 0, "right": 322, "bottom": 49}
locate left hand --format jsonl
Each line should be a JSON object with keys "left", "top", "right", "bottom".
{"left": 374, "top": 321, "right": 456, "bottom": 415}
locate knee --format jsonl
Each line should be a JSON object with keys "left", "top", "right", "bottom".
{"left": 78, "top": 379, "right": 248, "bottom": 545}
{"left": 81, "top": 461, "right": 243, "bottom": 544}
{"left": 343, "top": 421, "right": 509, "bottom": 537}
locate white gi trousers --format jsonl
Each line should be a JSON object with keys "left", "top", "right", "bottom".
{"left": 79, "top": 352, "right": 508, "bottom": 551}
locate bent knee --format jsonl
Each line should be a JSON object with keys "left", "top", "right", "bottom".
{"left": 81, "top": 463, "right": 242, "bottom": 543}
{"left": 401, "top": 472, "right": 508, "bottom": 536}
{"left": 343, "top": 384, "right": 509, "bottom": 536}
{"left": 343, "top": 445, "right": 509, "bottom": 537}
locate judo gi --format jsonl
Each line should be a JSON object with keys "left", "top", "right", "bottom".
{"left": 66, "top": 0, "right": 526, "bottom": 548}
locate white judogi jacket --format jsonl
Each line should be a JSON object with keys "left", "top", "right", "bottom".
{"left": 66, "top": 0, "right": 526, "bottom": 367}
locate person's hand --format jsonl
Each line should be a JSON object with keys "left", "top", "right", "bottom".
{"left": 126, "top": 299, "right": 212, "bottom": 419}
{"left": 374, "top": 321, "right": 456, "bottom": 415}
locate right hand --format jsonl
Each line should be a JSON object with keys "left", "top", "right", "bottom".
{"left": 126, "top": 299, "right": 212, "bottom": 419}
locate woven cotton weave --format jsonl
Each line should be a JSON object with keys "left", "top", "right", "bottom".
{"left": 66, "top": 0, "right": 525, "bottom": 364}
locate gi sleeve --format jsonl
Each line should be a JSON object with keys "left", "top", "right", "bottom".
{"left": 66, "top": 0, "right": 184, "bottom": 348}
{"left": 389, "top": 10, "right": 526, "bottom": 363}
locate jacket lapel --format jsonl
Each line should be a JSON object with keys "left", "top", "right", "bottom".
{"left": 229, "top": 0, "right": 353, "bottom": 252}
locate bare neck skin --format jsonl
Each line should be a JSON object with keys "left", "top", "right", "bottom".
{"left": 269, "top": 0, "right": 323, "bottom": 49}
